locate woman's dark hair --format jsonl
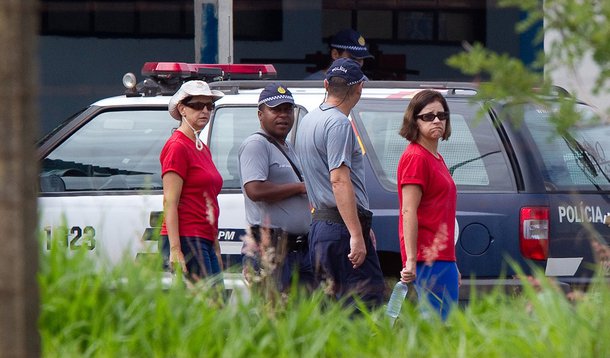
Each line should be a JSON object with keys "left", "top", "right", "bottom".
{"left": 399, "top": 89, "right": 451, "bottom": 142}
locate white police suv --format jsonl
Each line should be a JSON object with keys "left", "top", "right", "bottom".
{"left": 38, "top": 62, "right": 610, "bottom": 298}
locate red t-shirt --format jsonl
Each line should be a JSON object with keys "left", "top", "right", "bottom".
{"left": 160, "top": 130, "right": 223, "bottom": 241}
{"left": 397, "top": 142, "right": 457, "bottom": 264}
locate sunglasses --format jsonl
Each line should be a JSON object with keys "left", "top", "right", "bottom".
{"left": 417, "top": 111, "right": 449, "bottom": 122}
{"left": 184, "top": 101, "right": 215, "bottom": 111}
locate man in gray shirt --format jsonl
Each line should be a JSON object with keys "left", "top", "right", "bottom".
{"left": 296, "top": 58, "right": 385, "bottom": 309}
{"left": 239, "top": 83, "right": 313, "bottom": 292}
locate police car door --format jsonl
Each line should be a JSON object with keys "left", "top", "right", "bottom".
{"left": 38, "top": 105, "right": 170, "bottom": 263}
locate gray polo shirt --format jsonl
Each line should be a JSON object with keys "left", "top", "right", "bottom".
{"left": 238, "top": 131, "right": 310, "bottom": 235}
{"left": 294, "top": 105, "right": 369, "bottom": 210}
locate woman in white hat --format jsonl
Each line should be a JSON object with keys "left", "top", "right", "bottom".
{"left": 159, "top": 80, "right": 225, "bottom": 282}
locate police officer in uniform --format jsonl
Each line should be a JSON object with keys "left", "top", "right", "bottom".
{"left": 239, "top": 83, "right": 313, "bottom": 292}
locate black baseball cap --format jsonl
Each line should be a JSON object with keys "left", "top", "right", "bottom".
{"left": 258, "top": 83, "right": 295, "bottom": 107}
{"left": 325, "top": 58, "right": 369, "bottom": 86}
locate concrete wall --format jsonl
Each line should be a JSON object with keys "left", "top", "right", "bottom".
{"left": 38, "top": 37, "right": 194, "bottom": 136}
{"left": 545, "top": 28, "right": 607, "bottom": 113}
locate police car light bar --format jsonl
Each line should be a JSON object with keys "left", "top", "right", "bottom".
{"left": 194, "top": 63, "right": 277, "bottom": 80}
{"left": 141, "top": 62, "right": 193, "bottom": 79}
{"left": 141, "top": 62, "right": 277, "bottom": 81}
{"left": 131, "top": 62, "right": 278, "bottom": 97}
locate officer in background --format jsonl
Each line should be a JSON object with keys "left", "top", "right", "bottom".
{"left": 239, "top": 83, "right": 313, "bottom": 292}
{"left": 305, "top": 28, "right": 374, "bottom": 80}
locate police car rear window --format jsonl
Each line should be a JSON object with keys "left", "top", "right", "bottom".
{"left": 353, "top": 98, "right": 515, "bottom": 192}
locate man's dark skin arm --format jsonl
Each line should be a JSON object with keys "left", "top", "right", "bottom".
{"left": 244, "top": 181, "right": 306, "bottom": 203}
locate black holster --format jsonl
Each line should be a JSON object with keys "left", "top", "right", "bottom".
{"left": 249, "top": 225, "right": 308, "bottom": 253}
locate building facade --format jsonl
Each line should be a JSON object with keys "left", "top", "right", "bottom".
{"left": 38, "top": 0, "right": 530, "bottom": 135}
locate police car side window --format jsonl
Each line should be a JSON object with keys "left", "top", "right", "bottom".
{"left": 208, "top": 106, "right": 260, "bottom": 189}
{"left": 40, "top": 110, "right": 173, "bottom": 192}
{"left": 209, "top": 105, "right": 305, "bottom": 190}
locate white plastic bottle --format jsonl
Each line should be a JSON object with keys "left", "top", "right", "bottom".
{"left": 386, "top": 281, "right": 409, "bottom": 326}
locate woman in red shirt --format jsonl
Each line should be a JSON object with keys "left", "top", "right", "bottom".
{"left": 160, "top": 80, "right": 224, "bottom": 282}
{"left": 397, "top": 89, "right": 460, "bottom": 320}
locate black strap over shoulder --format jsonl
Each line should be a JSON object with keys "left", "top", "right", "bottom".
{"left": 255, "top": 132, "right": 304, "bottom": 182}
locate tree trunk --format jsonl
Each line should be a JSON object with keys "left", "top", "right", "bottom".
{"left": 0, "top": 0, "right": 41, "bottom": 356}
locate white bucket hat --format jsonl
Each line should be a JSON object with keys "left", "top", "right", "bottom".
{"left": 168, "top": 80, "right": 224, "bottom": 120}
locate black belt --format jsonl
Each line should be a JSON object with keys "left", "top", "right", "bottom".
{"left": 249, "top": 226, "right": 308, "bottom": 252}
{"left": 312, "top": 206, "right": 373, "bottom": 230}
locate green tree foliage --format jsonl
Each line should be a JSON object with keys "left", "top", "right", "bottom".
{"left": 536, "top": 0, "right": 610, "bottom": 94}
{"left": 447, "top": 0, "right": 610, "bottom": 132}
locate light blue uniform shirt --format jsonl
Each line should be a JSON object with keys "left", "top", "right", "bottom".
{"left": 238, "top": 131, "right": 310, "bottom": 234}
{"left": 295, "top": 105, "right": 369, "bottom": 210}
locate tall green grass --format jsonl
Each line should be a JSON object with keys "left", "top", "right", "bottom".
{"left": 39, "top": 241, "right": 610, "bottom": 357}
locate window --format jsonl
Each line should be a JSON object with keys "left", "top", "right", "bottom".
{"left": 322, "top": 0, "right": 486, "bottom": 45}
{"left": 40, "top": 0, "right": 283, "bottom": 41}
{"left": 208, "top": 106, "right": 259, "bottom": 189}
{"left": 40, "top": 110, "right": 174, "bottom": 192}
{"left": 520, "top": 103, "right": 610, "bottom": 191}
{"left": 397, "top": 11, "right": 434, "bottom": 41}
{"left": 208, "top": 105, "right": 306, "bottom": 189}
{"left": 233, "top": 0, "right": 283, "bottom": 41}
{"left": 441, "top": 113, "right": 490, "bottom": 186}
{"left": 40, "top": 0, "right": 194, "bottom": 38}
{"left": 353, "top": 98, "right": 513, "bottom": 191}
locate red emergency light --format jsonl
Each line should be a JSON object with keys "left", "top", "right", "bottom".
{"left": 141, "top": 62, "right": 277, "bottom": 81}
{"left": 127, "top": 61, "right": 278, "bottom": 97}
{"left": 141, "top": 62, "right": 194, "bottom": 79}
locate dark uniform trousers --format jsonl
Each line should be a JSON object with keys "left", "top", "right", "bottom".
{"left": 310, "top": 206, "right": 386, "bottom": 310}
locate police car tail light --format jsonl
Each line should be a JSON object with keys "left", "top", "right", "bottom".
{"left": 519, "top": 207, "right": 549, "bottom": 260}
